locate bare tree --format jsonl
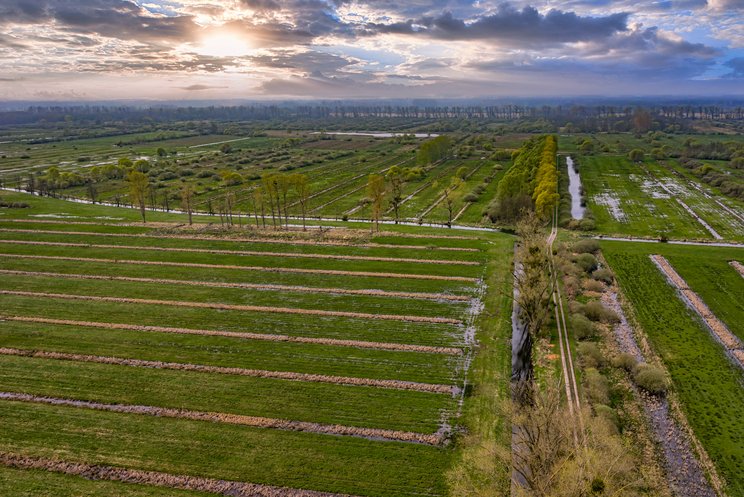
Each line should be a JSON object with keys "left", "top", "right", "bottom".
{"left": 127, "top": 170, "right": 149, "bottom": 223}
{"left": 442, "top": 177, "right": 463, "bottom": 227}
{"left": 292, "top": 173, "right": 310, "bottom": 231}
{"left": 181, "top": 184, "right": 194, "bottom": 225}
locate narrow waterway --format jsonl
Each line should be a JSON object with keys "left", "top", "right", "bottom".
{"left": 566, "top": 156, "right": 585, "bottom": 220}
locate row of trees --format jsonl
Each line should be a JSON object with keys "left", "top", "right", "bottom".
{"left": 489, "top": 135, "right": 559, "bottom": 222}
{"left": 416, "top": 135, "right": 453, "bottom": 165}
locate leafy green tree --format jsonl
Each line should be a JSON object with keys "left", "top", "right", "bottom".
{"left": 127, "top": 170, "right": 149, "bottom": 223}
{"left": 367, "top": 174, "right": 386, "bottom": 232}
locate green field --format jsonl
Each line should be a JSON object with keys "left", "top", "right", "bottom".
{"left": 0, "top": 191, "right": 514, "bottom": 496}
{"left": 602, "top": 241, "right": 744, "bottom": 496}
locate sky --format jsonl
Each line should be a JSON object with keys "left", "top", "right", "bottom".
{"left": 0, "top": 0, "right": 742, "bottom": 101}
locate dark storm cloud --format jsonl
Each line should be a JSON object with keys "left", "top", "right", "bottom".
{"left": 364, "top": 4, "right": 628, "bottom": 45}
{"left": 0, "top": 0, "right": 195, "bottom": 42}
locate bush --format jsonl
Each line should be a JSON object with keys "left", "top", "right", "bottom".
{"left": 633, "top": 363, "right": 668, "bottom": 394}
{"left": 578, "top": 218, "right": 596, "bottom": 230}
{"left": 463, "top": 193, "right": 478, "bottom": 202}
{"left": 612, "top": 353, "right": 638, "bottom": 372}
{"left": 582, "top": 301, "right": 619, "bottom": 323}
{"left": 196, "top": 170, "right": 213, "bottom": 178}
{"left": 179, "top": 169, "right": 195, "bottom": 177}
{"left": 594, "top": 404, "right": 620, "bottom": 433}
{"left": 571, "top": 313, "right": 596, "bottom": 340}
{"left": 584, "top": 368, "right": 610, "bottom": 404}
{"left": 593, "top": 268, "right": 614, "bottom": 285}
{"left": 583, "top": 279, "right": 606, "bottom": 293}
{"left": 573, "top": 239, "right": 600, "bottom": 254}
{"left": 578, "top": 342, "right": 605, "bottom": 369}
{"left": 576, "top": 253, "right": 599, "bottom": 273}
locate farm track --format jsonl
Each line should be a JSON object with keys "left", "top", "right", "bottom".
{"left": 0, "top": 269, "right": 470, "bottom": 302}
{"left": 651, "top": 255, "right": 744, "bottom": 368}
{"left": 0, "top": 290, "right": 462, "bottom": 325}
{"left": 730, "top": 260, "right": 744, "bottom": 279}
{"left": 0, "top": 392, "right": 442, "bottom": 445}
{"left": 0, "top": 219, "right": 480, "bottom": 252}
{"left": 0, "top": 236, "right": 480, "bottom": 266}
{"left": 0, "top": 253, "right": 478, "bottom": 282}
{"left": 0, "top": 315, "right": 463, "bottom": 355}
{"left": 0, "top": 452, "right": 356, "bottom": 497}
{"left": 0, "top": 348, "right": 456, "bottom": 394}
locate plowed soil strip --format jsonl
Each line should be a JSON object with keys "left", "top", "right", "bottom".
{"left": 0, "top": 290, "right": 461, "bottom": 325}
{"left": 0, "top": 392, "right": 442, "bottom": 444}
{"left": 730, "top": 261, "right": 744, "bottom": 279}
{"left": 0, "top": 269, "right": 469, "bottom": 303}
{"left": 651, "top": 255, "right": 744, "bottom": 368}
{"left": 0, "top": 253, "right": 477, "bottom": 282}
{"left": 0, "top": 348, "right": 456, "bottom": 394}
{"left": 0, "top": 316, "right": 463, "bottom": 355}
{"left": 0, "top": 452, "right": 357, "bottom": 497}
{"left": 0, "top": 237, "right": 480, "bottom": 266}
{"left": 0, "top": 227, "right": 480, "bottom": 252}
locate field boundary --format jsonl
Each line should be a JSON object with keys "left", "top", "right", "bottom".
{"left": 0, "top": 452, "right": 356, "bottom": 497}
{"left": 730, "top": 261, "right": 744, "bottom": 279}
{"left": 0, "top": 269, "right": 470, "bottom": 302}
{"left": 651, "top": 255, "right": 744, "bottom": 368}
{"left": 0, "top": 290, "right": 462, "bottom": 325}
{"left": 0, "top": 348, "right": 457, "bottom": 394}
{"left": 0, "top": 315, "right": 463, "bottom": 355}
{"left": 0, "top": 237, "right": 479, "bottom": 266}
{"left": 0, "top": 253, "right": 478, "bottom": 282}
{"left": 0, "top": 392, "right": 443, "bottom": 445}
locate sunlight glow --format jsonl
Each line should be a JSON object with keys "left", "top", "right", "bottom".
{"left": 194, "top": 31, "right": 253, "bottom": 57}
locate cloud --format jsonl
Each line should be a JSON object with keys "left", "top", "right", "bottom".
{"left": 723, "top": 57, "right": 744, "bottom": 78}
{"left": 176, "top": 84, "right": 229, "bottom": 90}
{"left": 364, "top": 5, "right": 629, "bottom": 46}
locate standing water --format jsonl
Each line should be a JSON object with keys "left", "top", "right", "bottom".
{"left": 566, "top": 156, "right": 585, "bottom": 220}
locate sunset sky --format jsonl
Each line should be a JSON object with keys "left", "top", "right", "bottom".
{"left": 0, "top": 0, "right": 742, "bottom": 101}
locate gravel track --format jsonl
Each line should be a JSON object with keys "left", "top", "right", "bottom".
{"left": 0, "top": 392, "right": 442, "bottom": 445}
{"left": 0, "top": 269, "right": 470, "bottom": 302}
{"left": 0, "top": 253, "right": 477, "bottom": 282}
{"left": 0, "top": 452, "right": 357, "bottom": 497}
{"left": 0, "top": 348, "right": 456, "bottom": 394}
{"left": 0, "top": 315, "right": 463, "bottom": 355}
{"left": 0, "top": 290, "right": 461, "bottom": 325}
{"left": 0, "top": 237, "right": 480, "bottom": 266}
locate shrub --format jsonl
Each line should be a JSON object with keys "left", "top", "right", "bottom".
{"left": 578, "top": 343, "right": 605, "bottom": 369}
{"left": 578, "top": 218, "right": 596, "bottom": 231}
{"left": 594, "top": 404, "right": 620, "bottom": 433}
{"left": 582, "top": 301, "right": 619, "bottom": 323}
{"left": 571, "top": 313, "right": 596, "bottom": 340}
{"left": 463, "top": 193, "right": 478, "bottom": 202}
{"left": 593, "top": 268, "right": 614, "bottom": 285}
{"left": 573, "top": 239, "right": 600, "bottom": 254}
{"left": 576, "top": 253, "right": 599, "bottom": 273}
{"left": 612, "top": 353, "right": 638, "bottom": 372}
{"left": 584, "top": 368, "right": 610, "bottom": 404}
{"left": 583, "top": 279, "right": 606, "bottom": 293}
{"left": 196, "top": 170, "right": 213, "bottom": 178}
{"left": 633, "top": 363, "right": 668, "bottom": 394}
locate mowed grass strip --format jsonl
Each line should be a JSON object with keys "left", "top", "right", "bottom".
{"left": 0, "top": 348, "right": 456, "bottom": 394}
{"left": 0, "top": 251, "right": 477, "bottom": 282}
{"left": 0, "top": 220, "right": 480, "bottom": 252}
{"left": 0, "top": 392, "right": 442, "bottom": 445}
{"left": 0, "top": 354, "right": 448, "bottom": 432}
{"left": 0, "top": 452, "right": 354, "bottom": 497}
{"left": 0, "top": 401, "right": 452, "bottom": 497}
{"left": 0, "top": 232, "right": 481, "bottom": 265}
{"left": 0, "top": 316, "right": 463, "bottom": 355}
{"left": 0, "top": 268, "right": 470, "bottom": 302}
{"left": 0, "top": 294, "right": 462, "bottom": 348}
{"left": 0, "top": 290, "right": 462, "bottom": 325}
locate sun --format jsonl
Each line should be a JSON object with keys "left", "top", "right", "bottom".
{"left": 193, "top": 30, "right": 253, "bottom": 57}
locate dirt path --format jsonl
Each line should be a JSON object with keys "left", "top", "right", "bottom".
{"left": 0, "top": 315, "right": 463, "bottom": 355}
{"left": 0, "top": 253, "right": 477, "bottom": 282}
{"left": 0, "top": 348, "right": 456, "bottom": 394}
{"left": 651, "top": 255, "right": 744, "bottom": 368}
{"left": 0, "top": 452, "right": 357, "bottom": 497}
{"left": 0, "top": 290, "right": 462, "bottom": 325}
{"left": 0, "top": 235, "right": 480, "bottom": 266}
{"left": 730, "top": 260, "right": 744, "bottom": 279}
{"left": 0, "top": 269, "right": 470, "bottom": 302}
{"left": 0, "top": 392, "right": 442, "bottom": 445}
